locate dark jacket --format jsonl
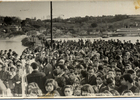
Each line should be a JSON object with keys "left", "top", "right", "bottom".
{"left": 85, "top": 74, "right": 96, "bottom": 85}
{"left": 98, "top": 84, "right": 106, "bottom": 93}
{"left": 100, "top": 85, "right": 118, "bottom": 93}
{"left": 27, "top": 70, "right": 46, "bottom": 94}
{"left": 93, "top": 84, "right": 106, "bottom": 93}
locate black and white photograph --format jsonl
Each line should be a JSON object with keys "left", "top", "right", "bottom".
{"left": 0, "top": 0, "right": 140, "bottom": 98}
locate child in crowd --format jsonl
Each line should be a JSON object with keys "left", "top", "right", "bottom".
{"left": 81, "top": 84, "right": 95, "bottom": 96}
{"left": 26, "top": 82, "right": 42, "bottom": 97}
{"left": 44, "top": 79, "right": 60, "bottom": 97}
{"left": 63, "top": 85, "right": 73, "bottom": 96}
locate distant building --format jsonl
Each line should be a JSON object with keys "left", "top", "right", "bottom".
{"left": 116, "top": 28, "right": 140, "bottom": 36}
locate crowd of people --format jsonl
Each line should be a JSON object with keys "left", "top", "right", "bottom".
{"left": 0, "top": 38, "right": 140, "bottom": 97}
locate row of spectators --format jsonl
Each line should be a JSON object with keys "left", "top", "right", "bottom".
{"left": 0, "top": 38, "right": 140, "bottom": 97}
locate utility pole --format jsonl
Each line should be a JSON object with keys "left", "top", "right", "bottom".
{"left": 50, "top": 1, "right": 53, "bottom": 47}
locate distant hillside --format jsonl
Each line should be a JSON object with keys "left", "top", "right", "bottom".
{"left": 0, "top": 14, "right": 140, "bottom": 38}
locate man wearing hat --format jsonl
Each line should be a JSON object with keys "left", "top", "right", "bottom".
{"left": 26, "top": 62, "right": 46, "bottom": 94}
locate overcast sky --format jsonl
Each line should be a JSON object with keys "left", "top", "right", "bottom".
{"left": 0, "top": 0, "right": 140, "bottom": 20}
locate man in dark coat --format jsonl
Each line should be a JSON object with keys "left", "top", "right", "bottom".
{"left": 26, "top": 62, "right": 46, "bottom": 94}
{"left": 94, "top": 75, "right": 106, "bottom": 93}
{"left": 118, "top": 74, "right": 139, "bottom": 95}
{"left": 84, "top": 65, "right": 96, "bottom": 85}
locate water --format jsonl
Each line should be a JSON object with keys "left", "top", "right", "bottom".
{"left": 0, "top": 36, "right": 140, "bottom": 56}
{"left": 0, "top": 35, "right": 27, "bottom": 56}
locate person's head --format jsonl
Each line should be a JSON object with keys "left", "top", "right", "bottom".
{"left": 28, "top": 55, "right": 32, "bottom": 60}
{"left": 103, "top": 90, "right": 113, "bottom": 96}
{"left": 125, "top": 64, "right": 132, "bottom": 72}
{"left": 110, "top": 90, "right": 120, "bottom": 96}
{"left": 74, "top": 68, "right": 81, "bottom": 78}
{"left": 10, "top": 67, "right": 15, "bottom": 72}
{"left": 120, "top": 74, "right": 133, "bottom": 85}
{"left": 31, "top": 62, "right": 38, "bottom": 70}
{"left": 110, "top": 61, "right": 117, "bottom": 69}
{"left": 45, "top": 79, "right": 58, "bottom": 92}
{"left": 64, "top": 85, "right": 73, "bottom": 96}
{"left": 104, "top": 56, "right": 109, "bottom": 62}
{"left": 1, "top": 57, "right": 6, "bottom": 62}
{"left": 21, "top": 54, "right": 25, "bottom": 59}
{"left": 4, "top": 50, "right": 7, "bottom": 53}
{"left": 73, "top": 60, "right": 79, "bottom": 66}
{"left": 98, "top": 65, "right": 103, "bottom": 71}
{"left": 103, "top": 65, "right": 110, "bottom": 75}
{"left": 93, "top": 60, "right": 100, "bottom": 67}
{"left": 136, "top": 69, "right": 140, "bottom": 76}
{"left": 106, "top": 78, "right": 115, "bottom": 89}
{"left": 73, "top": 86, "right": 81, "bottom": 96}
{"left": 75, "top": 64, "right": 84, "bottom": 71}
{"left": 8, "top": 61, "right": 13, "bottom": 66}
{"left": 137, "top": 75, "right": 140, "bottom": 85}
{"left": 125, "top": 52, "right": 130, "bottom": 58}
{"left": 87, "top": 65, "right": 94, "bottom": 75}
{"left": 133, "top": 54, "right": 139, "bottom": 61}
{"left": 115, "top": 69, "right": 122, "bottom": 79}
{"left": 27, "top": 82, "right": 42, "bottom": 95}
{"left": 2, "top": 65, "right": 7, "bottom": 71}
{"left": 81, "top": 84, "right": 95, "bottom": 96}
{"left": 68, "top": 71, "right": 77, "bottom": 84}
{"left": 96, "top": 75, "right": 104, "bottom": 85}
{"left": 55, "top": 77, "right": 66, "bottom": 88}
{"left": 0, "top": 63, "right": 3, "bottom": 70}
{"left": 91, "top": 55, "right": 99, "bottom": 62}
{"left": 116, "top": 55, "right": 122, "bottom": 62}
{"left": 64, "top": 60, "right": 70, "bottom": 67}
{"left": 127, "top": 70, "right": 136, "bottom": 80}
{"left": 108, "top": 69, "right": 115, "bottom": 78}
{"left": 55, "top": 65, "right": 64, "bottom": 75}
{"left": 84, "top": 56, "right": 90, "bottom": 63}
{"left": 16, "top": 69, "right": 22, "bottom": 76}
{"left": 122, "top": 90, "right": 134, "bottom": 96}
{"left": 81, "top": 70, "right": 88, "bottom": 78}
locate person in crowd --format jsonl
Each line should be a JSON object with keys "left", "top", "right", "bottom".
{"left": 73, "top": 86, "right": 81, "bottom": 96}
{"left": 127, "top": 69, "right": 137, "bottom": 85}
{"left": 25, "top": 63, "right": 33, "bottom": 75}
{"left": 121, "top": 90, "right": 135, "bottom": 96}
{"left": 44, "top": 79, "right": 60, "bottom": 97}
{"left": 26, "top": 82, "right": 42, "bottom": 97}
{"left": 12, "top": 69, "right": 22, "bottom": 96}
{"left": 81, "top": 84, "right": 95, "bottom": 96}
{"left": 94, "top": 75, "right": 106, "bottom": 93}
{"left": 44, "top": 58, "right": 53, "bottom": 79}
{"left": 53, "top": 64, "right": 66, "bottom": 79}
{"left": 115, "top": 69, "right": 122, "bottom": 87}
{"left": 106, "top": 69, "right": 116, "bottom": 79}
{"left": 0, "top": 79, "right": 7, "bottom": 96}
{"left": 8, "top": 67, "right": 16, "bottom": 94}
{"left": 1, "top": 38, "right": 140, "bottom": 97}
{"left": 26, "top": 62, "right": 46, "bottom": 94}
{"left": 109, "top": 89, "right": 120, "bottom": 96}
{"left": 63, "top": 85, "right": 74, "bottom": 96}
{"left": 100, "top": 78, "right": 118, "bottom": 93}
{"left": 0, "top": 65, "right": 10, "bottom": 89}
{"left": 84, "top": 64, "right": 96, "bottom": 85}
{"left": 120, "top": 74, "right": 139, "bottom": 95}
{"left": 102, "top": 90, "right": 113, "bottom": 96}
